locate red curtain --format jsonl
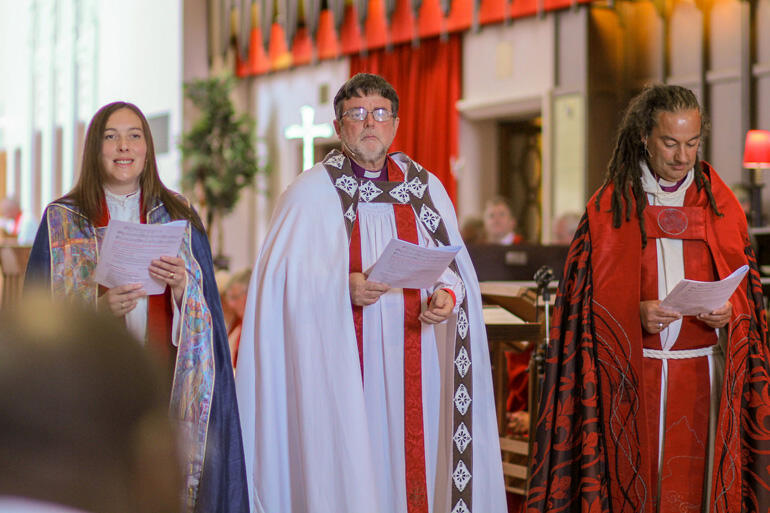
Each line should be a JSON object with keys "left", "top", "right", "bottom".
{"left": 350, "top": 34, "right": 461, "bottom": 203}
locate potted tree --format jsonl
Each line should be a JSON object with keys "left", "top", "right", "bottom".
{"left": 180, "top": 75, "right": 263, "bottom": 269}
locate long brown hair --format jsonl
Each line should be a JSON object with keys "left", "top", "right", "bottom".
{"left": 596, "top": 84, "right": 719, "bottom": 247}
{"left": 62, "top": 102, "right": 203, "bottom": 232}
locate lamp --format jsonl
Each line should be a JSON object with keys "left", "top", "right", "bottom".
{"left": 742, "top": 129, "right": 770, "bottom": 227}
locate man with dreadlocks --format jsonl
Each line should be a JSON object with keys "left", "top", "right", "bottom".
{"left": 527, "top": 83, "right": 770, "bottom": 513}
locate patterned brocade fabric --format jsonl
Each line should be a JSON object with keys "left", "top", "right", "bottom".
{"left": 527, "top": 163, "right": 770, "bottom": 513}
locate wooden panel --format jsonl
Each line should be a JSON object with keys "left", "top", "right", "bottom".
{"left": 54, "top": 127, "right": 63, "bottom": 198}
{"left": 499, "top": 435, "right": 528, "bottom": 454}
{"left": 709, "top": 81, "right": 744, "bottom": 186}
{"left": 669, "top": 1, "right": 703, "bottom": 80}
{"left": 500, "top": 434, "right": 529, "bottom": 496}
{"left": 0, "top": 150, "right": 6, "bottom": 200}
{"left": 756, "top": 0, "right": 770, "bottom": 131}
{"left": 758, "top": 0, "right": 770, "bottom": 65}
{"left": 33, "top": 131, "right": 42, "bottom": 216}
{"left": 0, "top": 246, "right": 32, "bottom": 310}
{"left": 709, "top": 0, "right": 742, "bottom": 72}
{"left": 502, "top": 460, "right": 528, "bottom": 479}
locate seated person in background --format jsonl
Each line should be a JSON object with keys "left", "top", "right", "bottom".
{"left": 552, "top": 211, "right": 581, "bottom": 245}
{"left": 461, "top": 216, "right": 486, "bottom": 245}
{"left": 223, "top": 268, "right": 252, "bottom": 370}
{"left": 215, "top": 269, "right": 234, "bottom": 326}
{"left": 0, "top": 197, "right": 37, "bottom": 245}
{"left": 484, "top": 196, "right": 523, "bottom": 244}
{"left": 480, "top": 198, "right": 532, "bottom": 439}
{"left": 505, "top": 344, "right": 533, "bottom": 437}
{"left": 0, "top": 296, "right": 181, "bottom": 513}
{"left": 482, "top": 198, "right": 532, "bottom": 438}
{"left": 730, "top": 182, "right": 751, "bottom": 222}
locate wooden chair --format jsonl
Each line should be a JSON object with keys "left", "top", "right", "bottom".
{"left": 499, "top": 435, "right": 529, "bottom": 495}
{"left": 0, "top": 245, "right": 32, "bottom": 309}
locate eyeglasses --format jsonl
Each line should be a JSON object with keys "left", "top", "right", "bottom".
{"left": 341, "top": 107, "right": 394, "bottom": 122}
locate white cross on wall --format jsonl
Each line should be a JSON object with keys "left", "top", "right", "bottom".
{"left": 284, "top": 105, "right": 334, "bottom": 171}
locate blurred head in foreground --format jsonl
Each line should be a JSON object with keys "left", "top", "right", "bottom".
{"left": 0, "top": 295, "right": 181, "bottom": 513}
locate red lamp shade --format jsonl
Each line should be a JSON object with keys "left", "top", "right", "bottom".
{"left": 743, "top": 129, "right": 770, "bottom": 168}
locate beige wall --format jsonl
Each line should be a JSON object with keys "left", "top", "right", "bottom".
{"left": 458, "top": 15, "right": 557, "bottom": 235}
{"left": 457, "top": 8, "right": 595, "bottom": 242}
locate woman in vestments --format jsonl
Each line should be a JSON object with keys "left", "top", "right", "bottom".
{"left": 24, "top": 101, "right": 249, "bottom": 513}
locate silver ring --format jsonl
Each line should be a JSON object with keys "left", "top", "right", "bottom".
{"left": 658, "top": 322, "right": 663, "bottom": 329}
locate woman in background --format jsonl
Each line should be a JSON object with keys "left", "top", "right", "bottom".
{"left": 222, "top": 268, "right": 252, "bottom": 371}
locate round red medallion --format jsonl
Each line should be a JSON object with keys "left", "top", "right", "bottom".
{"left": 657, "top": 208, "right": 688, "bottom": 236}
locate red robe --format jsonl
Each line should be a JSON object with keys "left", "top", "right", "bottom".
{"left": 506, "top": 345, "right": 533, "bottom": 413}
{"left": 527, "top": 162, "right": 770, "bottom": 513}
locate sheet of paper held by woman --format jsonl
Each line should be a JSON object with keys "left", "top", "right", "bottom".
{"left": 94, "top": 219, "right": 187, "bottom": 295}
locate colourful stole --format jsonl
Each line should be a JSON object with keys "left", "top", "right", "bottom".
{"left": 348, "top": 158, "right": 429, "bottom": 512}
{"left": 44, "top": 196, "right": 215, "bottom": 510}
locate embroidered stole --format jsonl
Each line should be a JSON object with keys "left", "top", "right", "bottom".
{"left": 324, "top": 149, "right": 474, "bottom": 513}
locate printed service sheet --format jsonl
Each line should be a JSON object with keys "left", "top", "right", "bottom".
{"left": 659, "top": 264, "right": 749, "bottom": 315}
{"left": 93, "top": 219, "right": 187, "bottom": 295}
{"left": 366, "top": 238, "right": 461, "bottom": 289}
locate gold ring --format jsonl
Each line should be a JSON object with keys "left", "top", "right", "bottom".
{"left": 169, "top": 271, "right": 174, "bottom": 279}
{"left": 658, "top": 322, "right": 663, "bottom": 329}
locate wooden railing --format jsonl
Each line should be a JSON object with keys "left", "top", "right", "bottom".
{"left": 0, "top": 245, "right": 32, "bottom": 309}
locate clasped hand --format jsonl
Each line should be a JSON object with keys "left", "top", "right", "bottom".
{"left": 640, "top": 300, "right": 732, "bottom": 333}
{"left": 348, "top": 272, "right": 454, "bottom": 324}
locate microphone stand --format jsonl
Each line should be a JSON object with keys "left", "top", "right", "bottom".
{"left": 527, "top": 265, "right": 555, "bottom": 474}
{"left": 533, "top": 265, "right": 555, "bottom": 351}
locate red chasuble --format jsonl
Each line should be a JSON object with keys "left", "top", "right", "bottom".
{"left": 640, "top": 202, "right": 718, "bottom": 511}
{"left": 527, "top": 162, "right": 770, "bottom": 513}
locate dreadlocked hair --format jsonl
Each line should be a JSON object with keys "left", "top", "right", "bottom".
{"left": 595, "top": 83, "right": 719, "bottom": 248}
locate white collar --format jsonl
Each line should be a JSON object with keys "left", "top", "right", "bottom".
{"left": 104, "top": 187, "right": 140, "bottom": 203}
{"left": 640, "top": 160, "right": 694, "bottom": 205}
{"left": 104, "top": 187, "right": 141, "bottom": 222}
